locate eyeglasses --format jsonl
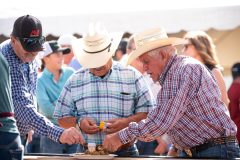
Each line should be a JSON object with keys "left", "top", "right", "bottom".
{"left": 17, "top": 36, "right": 45, "bottom": 46}
{"left": 183, "top": 44, "right": 192, "bottom": 49}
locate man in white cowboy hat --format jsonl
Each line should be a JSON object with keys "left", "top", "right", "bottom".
{"left": 102, "top": 28, "right": 240, "bottom": 158}
{"left": 53, "top": 24, "right": 156, "bottom": 156}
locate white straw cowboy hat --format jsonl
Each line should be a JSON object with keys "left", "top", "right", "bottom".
{"left": 72, "top": 23, "right": 122, "bottom": 68}
{"left": 127, "top": 28, "right": 186, "bottom": 65}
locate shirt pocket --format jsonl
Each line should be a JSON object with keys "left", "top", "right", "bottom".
{"left": 114, "top": 92, "right": 135, "bottom": 117}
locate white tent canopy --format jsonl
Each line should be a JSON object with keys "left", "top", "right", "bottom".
{"left": 0, "top": 0, "right": 240, "bottom": 36}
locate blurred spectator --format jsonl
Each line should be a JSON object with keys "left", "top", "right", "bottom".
{"left": 183, "top": 31, "right": 229, "bottom": 108}
{"left": 58, "top": 34, "right": 81, "bottom": 71}
{"left": 228, "top": 62, "right": 240, "bottom": 144}
{"left": 0, "top": 52, "right": 23, "bottom": 160}
{"left": 37, "top": 41, "right": 77, "bottom": 153}
{"left": 113, "top": 38, "right": 128, "bottom": 61}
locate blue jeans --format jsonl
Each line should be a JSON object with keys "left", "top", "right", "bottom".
{"left": 0, "top": 131, "right": 23, "bottom": 160}
{"left": 179, "top": 142, "right": 240, "bottom": 158}
{"left": 136, "top": 140, "right": 158, "bottom": 155}
{"left": 20, "top": 135, "right": 27, "bottom": 147}
{"left": 40, "top": 136, "right": 78, "bottom": 154}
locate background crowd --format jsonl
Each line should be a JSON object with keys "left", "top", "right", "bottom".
{"left": 0, "top": 14, "right": 240, "bottom": 159}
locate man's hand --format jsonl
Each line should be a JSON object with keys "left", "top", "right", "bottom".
{"left": 104, "top": 112, "right": 147, "bottom": 134}
{"left": 59, "top": 127, "right": 85, "bottom": 145}
{"left": 80, "top": 118, "right": 100, "bottom": 134}
{"left": 154, "top": 137, "right": 168, "bottom": 155}
{"left": 104, "top": 118, "right": 128, "bottom": 134}
{"left": 27, "top": 129, "right": 34, "bottom": 143}
{"left": 167, "top": 146, "right": 179, "bottom": 157}
{"left": 103, "top": 132, "right": 123, "bottom": 152}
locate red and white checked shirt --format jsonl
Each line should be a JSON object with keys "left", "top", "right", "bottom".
{"left": 119, "top": 54, "right": 237, "bottom": 149}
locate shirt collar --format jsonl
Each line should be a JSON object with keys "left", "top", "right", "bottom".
{"left": 89, "top": 61, "right": 116, "bottom": 80}
{"left": 43, "top": 68, "right": 63, "bottom": 78}
{"left": 9, "top": 42, "right": 22, "bottom": 65}
{"left": 159, "top": 54, "right": 177, "bottom": 85}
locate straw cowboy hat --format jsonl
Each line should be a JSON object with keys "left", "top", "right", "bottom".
{"left": 72, "top": 23, "right": 122, "bottom": 68}
{"left": 127, "top": 28, "right": 186, "bottom": 65}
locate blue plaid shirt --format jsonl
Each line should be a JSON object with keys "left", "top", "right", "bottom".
{"left": 0, "top": 40, "right": 64, "bottom": 142}
{"left": 54, "top": 62, "right": 156, "bottom": 144}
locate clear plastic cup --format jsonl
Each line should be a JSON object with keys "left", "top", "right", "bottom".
{"left": 88, "top": 142, "right": 96, "bottom": 152}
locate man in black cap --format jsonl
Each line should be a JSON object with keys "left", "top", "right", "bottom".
{"left": 0, "top": 15, "right": 85, "bottom": 155}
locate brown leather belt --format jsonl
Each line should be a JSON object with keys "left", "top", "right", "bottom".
{"left": 0, "top": 112, "right": 14, "bottom": 127}
{"left": 186, "top": 136, "right": 237, "bottom": 157}
{"left": 0, "top": 112, "right": 14, "bottom": 118}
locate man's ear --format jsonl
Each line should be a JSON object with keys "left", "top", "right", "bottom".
{"left": 10, "top": 36, "right": 17, "bottom": 44}
{"left": 159, "top": 49, "right": 168, "bottom": 61}
{"left": 160, "top": 46, "right": 174, "bottom": 62}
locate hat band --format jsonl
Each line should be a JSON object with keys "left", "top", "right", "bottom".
{"left": 83, "top": 42, "right": 112, "bottom": 54}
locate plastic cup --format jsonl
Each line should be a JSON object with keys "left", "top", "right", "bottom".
{"left": 88, "top": 142, "right": 96, "bottom": 152}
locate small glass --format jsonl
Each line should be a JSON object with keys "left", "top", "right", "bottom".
{"left": 88, "top": 142, "right": 96, "bottom": 152}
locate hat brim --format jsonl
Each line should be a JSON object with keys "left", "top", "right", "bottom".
{"left": 72, "top": 32, "right": 122, "bottom": 68}
{"left": 38, "top": 47, "right": 70, "bottom": 59}
{"left": 20, "top": 40, "right": 43, "bottom": 52}
{"left": 57, "top": 48, "right": 71, "bottom": 54}
{"left": 127, "top": 38, "right": 186, "bottom": 65}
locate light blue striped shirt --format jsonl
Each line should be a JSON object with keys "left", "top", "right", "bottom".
{"left": 54, "top": 62, "right": 156, "bottom": 144}
{"left": 37, "top": 67, "right": 74, "bottom": 125}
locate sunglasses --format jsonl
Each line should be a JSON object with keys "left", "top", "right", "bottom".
{"left": 17, "top": 36, "right": 45, "bottom": 52}
{"left": 17, "top": 36, "right": 45, "bottom": 45}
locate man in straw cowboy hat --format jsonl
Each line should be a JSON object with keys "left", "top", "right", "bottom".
{"left": 53, "top": 24, "right": 156, "bottom": 156}
{"left": 103, "top": 28, "right": 240, "bottom": 158}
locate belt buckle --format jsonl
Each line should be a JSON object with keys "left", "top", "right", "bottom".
{"left": 174, "top": 144, "right": 193, "bottom": 157}
{"left": 184, "top": 149, "right": 192, "bottom": 157}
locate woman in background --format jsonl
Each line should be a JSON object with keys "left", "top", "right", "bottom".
{"left": 183, "top": 31, "right": 229, "bottom": 107}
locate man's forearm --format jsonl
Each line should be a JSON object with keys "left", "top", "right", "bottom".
{"left": 125, "top": 112, "right": 148, "bottom": 125}
{"left": 106, "top": 112, "right": 148, "bottom": 134}
{"left": 58, "top": 117, "right": 77, "bottom": 129}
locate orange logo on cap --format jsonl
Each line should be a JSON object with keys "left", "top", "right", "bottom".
{"left": 30, "top": 29, "right": 40, "bottom": 37}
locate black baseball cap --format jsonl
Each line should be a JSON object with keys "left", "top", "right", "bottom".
{"left": 11, "top": 15, "right": 45, "bottom": 52}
